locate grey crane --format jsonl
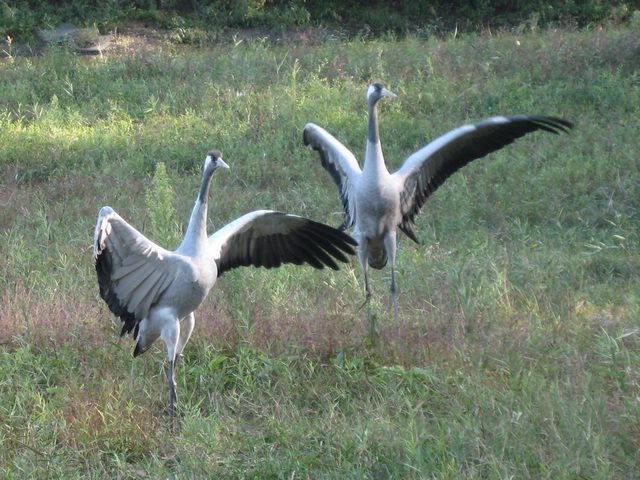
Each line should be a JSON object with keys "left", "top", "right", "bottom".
{"left": 93, "top": 150, "right": 357, "bottom": 429}
{"left": 303, "top": 83, "right": 573, "bottom": 328}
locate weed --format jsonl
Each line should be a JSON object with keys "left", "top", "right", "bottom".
{"left": 145, "top": 161, "right": 179, "bottom": 247}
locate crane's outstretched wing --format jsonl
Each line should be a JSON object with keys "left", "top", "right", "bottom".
{"left": 303, "top": 122, "right": 362, "bottom": 230}
{"left": 208, "top": 210, "right": 357, "bottom": 277}
{"left": 93, "top": 206, "right": 181, "bottom": 336}
{"left": 393, "top": 115, "right": 573, "bottom": 240}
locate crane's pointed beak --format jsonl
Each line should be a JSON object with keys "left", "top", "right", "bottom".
{"left": 217, "top": 158, "right": 230, "bottom": 170}
{"left": 382, "top": 87, "right": 397, "bottom": 99}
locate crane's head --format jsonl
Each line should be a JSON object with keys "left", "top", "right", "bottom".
{"left": 204, "top": 150, "right": 230, "bottom": 172}
{"left": 367, "top": 83, "right": 397, "bottom": 105}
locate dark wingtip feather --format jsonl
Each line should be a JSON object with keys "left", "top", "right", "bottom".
{"left": 95, "top": 248, "right": 138, "bottom": 338}
{"left": 222, "top": 215, "right": 357, "bottom": 275}
{"left": 399, "top": 224, "right": 420, "bottom": 244}
{"left": 303, "top": 127, "right": 312, "bottom": 147}
{"left": 531, "top": 116, "right": 574, "bottom": 134}
{"left": 293, "top": 220, "right": 357, "bottom": 270}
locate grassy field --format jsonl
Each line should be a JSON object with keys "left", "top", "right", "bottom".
{"left": 1, "top": 20, "right": 640, "bottom": 478}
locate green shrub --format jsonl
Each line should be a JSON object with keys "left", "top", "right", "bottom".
{"left": 1, "top": 0, "right": 638, "bottom": 41}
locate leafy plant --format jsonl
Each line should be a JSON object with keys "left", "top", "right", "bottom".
{"left": 144, "top": 161, "right": 178, "bottom": 247}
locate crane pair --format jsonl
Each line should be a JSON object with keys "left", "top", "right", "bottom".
{"left": 94, "top": 83, "right": 572, "bottom": 430}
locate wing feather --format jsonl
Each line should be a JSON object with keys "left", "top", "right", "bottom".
{"left": 208, "top": 210, "right": 357, "bottom": 277}
{"left": 393, "top": 115, "right": 573, "bottom": 233}
{"left": 93, "top": 206, "right": 182, "bottom": 334}
{"left": 303, "top": 123, "right": 362, "bottom": 229}
{"left": 124, "top": 267, "right": 167, "bottom": 319}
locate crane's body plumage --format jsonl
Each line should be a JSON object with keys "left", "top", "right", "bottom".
{"left": 94, "top": 151, "right": 357, "bottom": 430}
{"left": 303, "top": 83, "right": 573, "bottom": 327}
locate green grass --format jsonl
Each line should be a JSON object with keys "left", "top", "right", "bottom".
{"left": 1, "top": 22, "right": 640, "bottom": 478}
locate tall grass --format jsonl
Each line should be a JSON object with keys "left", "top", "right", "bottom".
{"left": 1, "top": 22, "right": 640, "bottom": 477}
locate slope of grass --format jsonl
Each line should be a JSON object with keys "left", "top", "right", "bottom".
{"left": 1, "top": 23, "right": 640, "bottom": 478}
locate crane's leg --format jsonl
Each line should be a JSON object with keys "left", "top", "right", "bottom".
{"left": 360, "top": 243, "right": 381, "bottom": 341}
{"left": 163, "top": 312, "right": 196, "bottom": 432}
{"left": 357, "top": 238, "right": 372, "bottom": 308}
{"left": 384, "top": 232, "right": 399, "bottom": 336}
{"left": 361, "top": 264, "right": 372, "bottom": 308}
{"left": 161, "top": 319, "right": 181, "bottom": 433}
{"left": 389, "top": 265, "right": 399, "bottom": 335}
{"left": 356, "top": 239, "right": 376, "bottom": 340}
{"left": 167, "top": 355, "right": 178, "bottom": 432}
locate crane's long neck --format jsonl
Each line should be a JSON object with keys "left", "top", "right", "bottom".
{"left": 363, "top": 99, "right": 388, "bottom": 177}
{"left": 178, "top": 168, "right": 215, "bottom": 256}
